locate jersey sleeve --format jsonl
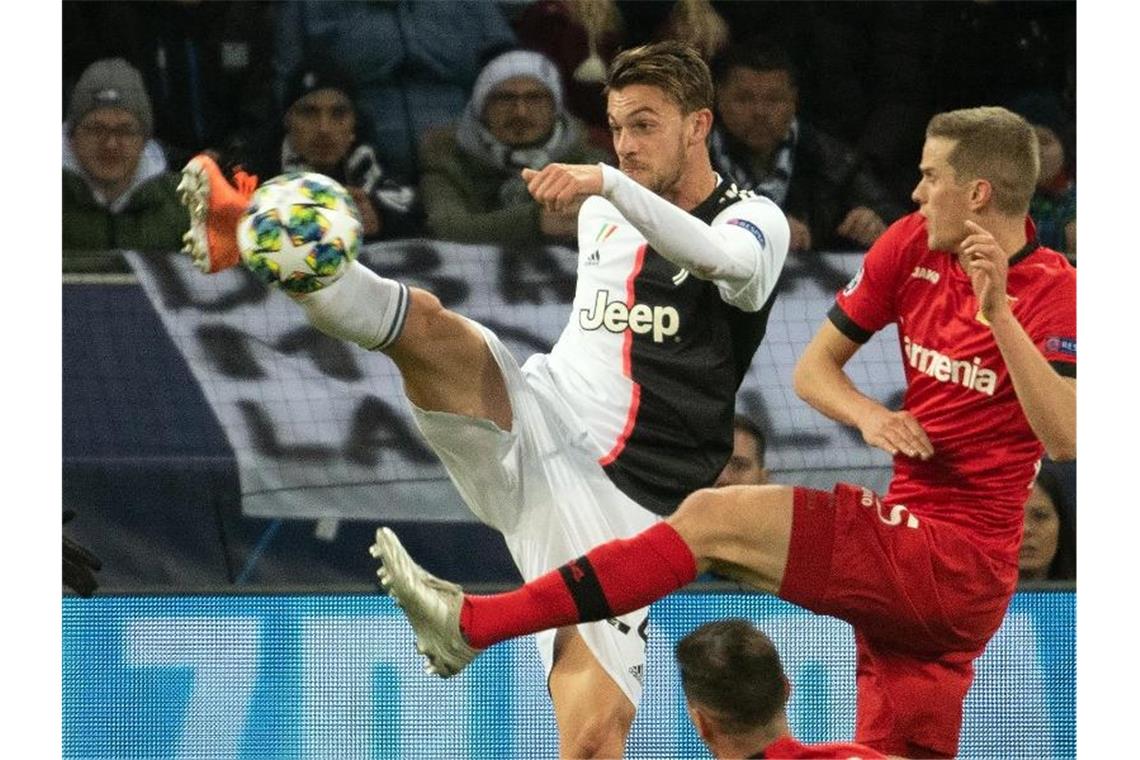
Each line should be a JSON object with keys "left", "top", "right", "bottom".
{"left": 600, "top": 164, "right": 788, "bottom": 311}
{"left": 1026, "top": 265, "right": 1077, "bottom": 377}
{"left": 707, "top": 195, "right": 790, "bottom": 311}
{"left": 828, "top": 219, "right": 907, "bottom": 342}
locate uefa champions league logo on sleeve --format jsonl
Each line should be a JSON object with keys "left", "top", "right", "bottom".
{"left": 843, "top": 266, "right": 864, "bottom": 296}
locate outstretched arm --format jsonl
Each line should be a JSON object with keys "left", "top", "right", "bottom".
{"left": 794, "top": 320, "right": 934, "bottom": 460}
{"left": 963, "top": 220, "right": 1076, "bottom": 460}
{"left": 522, "top": 163, "right": 788, "bottom": 308}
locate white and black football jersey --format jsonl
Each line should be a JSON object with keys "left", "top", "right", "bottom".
{"left": 544, "top": 174, "right": 788, "bottom": 515}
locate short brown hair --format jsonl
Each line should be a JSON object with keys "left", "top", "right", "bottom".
{"left": 926, "top": 106, "right": 1039, "bottom": 216}
{"left": 675, "top": 619, "right": 787, "bottom": 734}
{"left": 733, "top": 414, "right": 767, "bottom": 468}
{"left": 606, "top": 41, "right": 714, "bottom": 114}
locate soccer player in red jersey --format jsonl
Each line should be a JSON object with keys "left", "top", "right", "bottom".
{"left": 372, "top": 105, "right": 1076, "bottom": 758}
{"left": 677, "top": 619, "right": 886, "bottom": 759}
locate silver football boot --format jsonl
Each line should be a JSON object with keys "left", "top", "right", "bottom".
{"left": 369, "top": 527, "right": 481, "bottom": 677}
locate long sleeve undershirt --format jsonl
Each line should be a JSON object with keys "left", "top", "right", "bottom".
{"left": 600, "top": 163, "right": 789, "bottom": 311}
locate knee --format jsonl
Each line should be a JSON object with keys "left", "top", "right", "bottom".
{"left": 668, "top": 487, "right": 736, "bottom": 548}
{"left": 668, "top": 484, "right": 793, "bottom": 564}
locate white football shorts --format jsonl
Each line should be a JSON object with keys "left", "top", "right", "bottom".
{"left": 410, "top": 320, "right": 660, "bottom": 706}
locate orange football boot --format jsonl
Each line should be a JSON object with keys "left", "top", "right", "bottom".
{"left": 177, "top": 154, "right": 259, "bottom": 273}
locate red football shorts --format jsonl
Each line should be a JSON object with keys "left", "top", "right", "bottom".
{"left": 778, "top": 484, "right": 1018, "bottom": 758}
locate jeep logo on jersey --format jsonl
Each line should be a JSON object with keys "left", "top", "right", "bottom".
{"left": 579, "top": 290, "right": 680, "bottom": 342}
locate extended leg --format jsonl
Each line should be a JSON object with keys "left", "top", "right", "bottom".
{"left": 370, "top": 485, "right": 796, "bottom": 671}
{"left": 179, "top": 154, "right": 512, "bottom": 430}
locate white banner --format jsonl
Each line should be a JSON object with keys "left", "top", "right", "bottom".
{"left": 127, "top": 241, "right": 901, "bottom": 521}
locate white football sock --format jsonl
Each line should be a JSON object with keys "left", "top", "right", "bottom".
{"left": 293, "top": 260, "right": 409, "bottom": 351}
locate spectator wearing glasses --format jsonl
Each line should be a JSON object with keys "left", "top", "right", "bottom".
{"left": 63, "top": 58, "right": 188, "bottom": 271}
{"left": 418, "top": 49, "right": 608, "bottom": 246}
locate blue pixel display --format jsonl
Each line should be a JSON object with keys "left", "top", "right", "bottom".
{"left": 62, "top": 591, "right": 1074, "bottom": 759}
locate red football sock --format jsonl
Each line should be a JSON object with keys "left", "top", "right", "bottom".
{"left": 459, "top": 522, "right": 698, "bottom": 650}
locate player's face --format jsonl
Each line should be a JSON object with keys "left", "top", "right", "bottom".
{"left": 286, "top": 89, "right": 357, "bottom": 171}
{"left": 482, "top": 76, "right": 557, "bottom": 148}
{"left": 70, "top": 107, "right": 145, "bottom": 187}
{"left": 714, "top": 429, "right": 768, "bottom": 487}
{"left": 912, "top": 137, "right": 975, "bottom": 252}
{"left": 1018, "top": 483, "right": 1060, "bottom": 581}
{"left": 607, "top": 84, "right": 701, "bottom": 197}
{"left": 715, "top": 66, "right": 797, "bottom": 158}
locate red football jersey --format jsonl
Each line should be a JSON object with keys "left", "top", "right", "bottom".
{"left": 754, "top": 735, "right": 888, "bottom": 758}
{"left": 831, "top": 212, "right": 1076, "bottom": 560}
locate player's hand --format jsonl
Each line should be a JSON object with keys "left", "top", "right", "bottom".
{"left": 788, "top": 216, "right": 813, "bottom": 252}
{"left": 858, "top": 407, "right": 934, "bottom": 460}
{"left": 961, "top": 219, "right": 1012, "bottom": 324}
{"left": 521, "top": 164, "right": 603, "bottom": 214}
{"left": 539, "top": 201, "right": 583, "bottom": 238}
{"left": 835, "top": 206, "right": 886, "bottom": 248}
{"left": 348, "top": 187, "right": 382, "bottom": 238}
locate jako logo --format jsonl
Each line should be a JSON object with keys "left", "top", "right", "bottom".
{"left": 579, "top": 290, "right": 679, "bottom": 343}
{"left": 911, "top": 266, "right": 940, "bottom": 284}
{"left": 903, "top": 336, "right": 997, "bottom": 396}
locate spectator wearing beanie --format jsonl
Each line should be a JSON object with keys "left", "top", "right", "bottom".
{"left": 63, "top": 58, "right": 189, "bottom": 271}
{"left": 418, "top": 49, "right": 609, "bottom": 246}
{"left": 250, "top": 62, "right": 420, "bottom": 241}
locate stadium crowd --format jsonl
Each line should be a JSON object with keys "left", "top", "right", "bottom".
{"left": 62, "top": 6, "right": 1077, "bottom": 755}
{"left": 63, "top": 0, "right": 1076, "bottom": 268}
{"left": 61, "top": 0, "right": 1077, "bottom": 577}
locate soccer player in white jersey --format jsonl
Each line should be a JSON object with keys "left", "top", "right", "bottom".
{"left": 179, "top": 41, "right": 789, "bottom": 757}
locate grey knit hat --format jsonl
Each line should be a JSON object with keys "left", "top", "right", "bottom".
{"left": 470, "top": 50, "right": 564, "bottom": 118}
{"left": 68, "top": 58, "right": 153, "bottom": 136}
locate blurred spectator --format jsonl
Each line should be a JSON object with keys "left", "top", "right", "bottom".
{"left": 273, "top": 1, "right": 516, "bottom": 179}
{"left": 418, "top": 50, "right": 608, "bottom": 246}
{"left": 797, "top": 3, "right": 931, "bottom": 213}
{"left": 250, "top": 63, "right": 420, "bottom": 241}
{"left": 63, "top": 59, "right": 189, "bottom": 272}
{"left": 1018, "top": 466, "right": 1076, "bottom": 583}
{"left": 714, "top": 415, "right": 769, "bottom": 487}
{"left": 514, "top": 0, "right": 732, "bottom": 152}
{"left": 708, "top": 42, "right": 905, "bottom": 253}
{"left": 63, "top": 1, "right": 277, "bottom": 167}
{"left": 1012, "top": 92, "right": 1076, "bottom": 264}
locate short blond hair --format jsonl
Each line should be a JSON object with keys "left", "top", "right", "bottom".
{"left": 606, "top": 41, "right": 714, "bottom": 114}
{"left": 927, "top": 106, "right": 1039, "bottom": 216}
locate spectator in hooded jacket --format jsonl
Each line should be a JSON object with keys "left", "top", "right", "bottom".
{"left": 418, "top": 49, "right": 609, "bottom": 246}
{"left": 63, "top": 58, "right": 188, "bottom": 272}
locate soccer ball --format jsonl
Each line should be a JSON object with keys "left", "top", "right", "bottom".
{"left": 238, "top": 172, "right": 362, "bottom": 295}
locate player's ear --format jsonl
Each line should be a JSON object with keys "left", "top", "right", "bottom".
{"left": 689, "top": 108, "right": 713, "bottom": 146}
{"left": 968, "top": 178, "right": 993, "bottom": 212}
{"left": 687, "top": 703, "right": 715, "bottom": 743}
